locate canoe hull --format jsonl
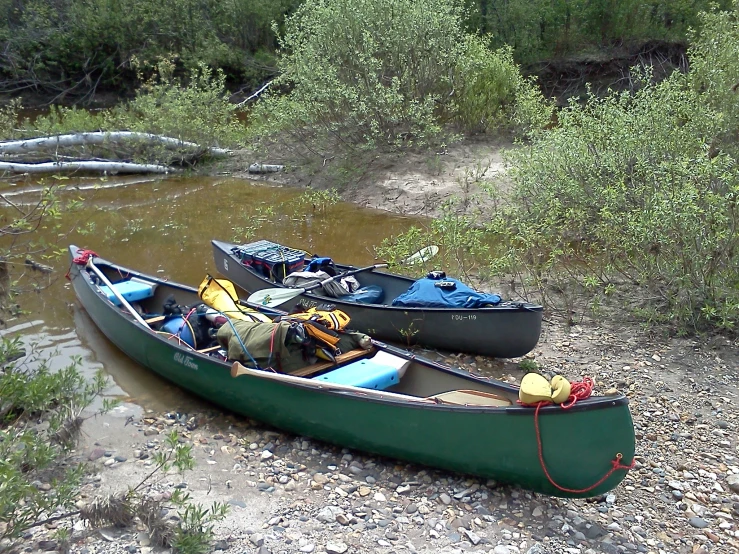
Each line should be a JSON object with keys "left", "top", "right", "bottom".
{"left": 212, "top": 240, "right": 543, "bottom": 358}
{"left": 68, "top": 246, "right": 634, "bottom": 498}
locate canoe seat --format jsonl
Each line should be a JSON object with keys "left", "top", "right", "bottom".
{"left": 429, "top": 390, "right": 512, "bottom": 407}
{"left": 99, "top": 277, "right": 157, "bottom": 306}
{"left": 312, "top": 351, "right": 410, "bottom": 390}
{"left": 289, "top": 348, "right": 371, "bottom": 378}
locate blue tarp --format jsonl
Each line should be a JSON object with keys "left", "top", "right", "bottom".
{"left": 391, "top": 277, "right": 501, "bottom": 309}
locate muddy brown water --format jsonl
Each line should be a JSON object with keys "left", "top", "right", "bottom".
{"left": 2, "top": 175, "right": 425, "bottom": 413}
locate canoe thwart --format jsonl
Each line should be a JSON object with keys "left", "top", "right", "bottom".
{"left": 196, "top": 345, "right": 222, "bottom": 354}
{"left": 429, "top": 389, "right": 513, "bottom": 407}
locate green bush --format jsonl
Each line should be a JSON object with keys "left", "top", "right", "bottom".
{"left": 454, "top": 41, "right": 553, "bottom": 136}
{"left": 14, "top": 61, "right": 246, "bottom": 165}
{"left": 0, "top": 0, "right": 299, "bottom": 97}
{"left": 687, "top": 1, "right": 739, "bottom": 158}
{"left": 249, "top": 0, "right": 547, "bottom": 162}
{"left": 0, "top": 339, "right": 111, "bottom": 544}
{"left": 250, "top": 0, "right": 470, "bottom": 153}
{"left": 114, "top": 60, "right": 245, "bottom": 149}
{"left": 494, "top": 68, "right": 739, "bottom": 332}
{"left": 473, "top": 0, "right": 732, "bottom": 64}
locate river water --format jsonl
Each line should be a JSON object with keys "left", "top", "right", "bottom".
{"left": 1, "top": 175, "right": 424, "bottom": 412}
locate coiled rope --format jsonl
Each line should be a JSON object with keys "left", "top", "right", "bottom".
{"left": 523, "top": 376, "right": 635, "bottom": 494}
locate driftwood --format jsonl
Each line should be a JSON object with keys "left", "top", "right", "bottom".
{"left": 0, "top": 132, "right": 232, "bottom": 157}
{"left": 236, "top": 80, "right": 273, "bottom": 108}
{"left": 0, "top": 161, "right": 173, "bottom": 174}
{"left": 248, "top": 163, "right": 284, "bottom": 174}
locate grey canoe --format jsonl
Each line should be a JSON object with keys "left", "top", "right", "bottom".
{"left": 212, "top": 240, "right": 543, "bottom": 358}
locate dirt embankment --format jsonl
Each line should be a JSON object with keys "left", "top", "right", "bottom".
{"left": 218, "top": 137, "right": 515, "bottom": 219}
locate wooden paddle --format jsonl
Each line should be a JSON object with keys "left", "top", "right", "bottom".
{"left": 86, "top": 258, "right": 151, "bottom": 328}
{"left": 246, "top": 245, "right": 439, "bottom": 308}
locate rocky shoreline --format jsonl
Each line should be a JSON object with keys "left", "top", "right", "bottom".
{"left": 19, "top": 320, "right": 739, "bottom": 554}
{"left": 14, "top": 140, "right": 738, "bottom": 554}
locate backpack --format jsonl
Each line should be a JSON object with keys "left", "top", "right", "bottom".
{"left": 274, "top": 306, "right": 351, "bottom": 353}
{"left": 284, "top": 306, "right": 351, "bottom": 331}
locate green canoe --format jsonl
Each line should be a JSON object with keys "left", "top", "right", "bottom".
{"left": 68, "top": 245, "right": 635, "bottom": 498}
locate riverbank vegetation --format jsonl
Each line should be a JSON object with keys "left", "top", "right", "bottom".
{"left": 0, "top": 0, "right": 730, "bottom": 103}
{"left": 0, "top": 338, "right": 228, "bottom": 553}
{"left": 247, "top": 0, "right": 552, "bottom": 176}
{"left": 0, "top": 60, "right": 245, "bottom": 170}
{"left": 382, "top": 3, "right": 739, "bottom": 334}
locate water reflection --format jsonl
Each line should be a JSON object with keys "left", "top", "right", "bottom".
{"left": 3, "top": 175, "right": 424, "bottom": 412}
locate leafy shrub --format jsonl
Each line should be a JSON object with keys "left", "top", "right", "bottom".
{"left": 453, "top": 41, "right": 553, "bottom": 136}
{"left": 249, "top": 0, "right": 543, "bottom": 159}
{"left": 376, "top": 197, "right": 495, "bottom": 283}
{"left": 114, "top": 60, "right": 245, "bottom": 149}
{"left": 687, "top": 1, "right": 739, "bottom": 158}
{"left": 0, "top": 339, "right": 112, "bottom": 544}
{"left": 0, "top": 0, "right": 297, "bottom": 97}
{"left": 250, "top": 0, "right": 467, "bottom": 154}
{"left": 16, "top": 61, "right": 246, "bottom": 165}
{"left": 474, "top": 0, "right": 732, "bottom": 64}
{"left": 0, "top": 99, "right": 22, "bottom": 140}
{"left": 493, "top": 69, "right": 739, "bottom": 332}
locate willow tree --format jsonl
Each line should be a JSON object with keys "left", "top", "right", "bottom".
{"left": 249, "top": 0, "right": 550, "bottom": 160}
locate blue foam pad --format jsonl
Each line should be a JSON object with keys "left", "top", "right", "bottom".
{"left": 313, "top": 358, "right": 400, "bottom": 390}
{"left": 99, "top": 279, "right": 155, "bottom": 306}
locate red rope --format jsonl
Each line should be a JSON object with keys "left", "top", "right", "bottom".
{"left": 66, "top": 249, "right": 99, "bottom": 280}
{"left": 522, "top": 376, "right": 635, "bottom": 494}
{"left": 560, "top": 376, "right": 594, "bottom": 408}
{"left": 267, "top": 323, "right": 279, "bottom": 370}
{"left": 72, "top": 249, "right": 98, "bottom": 265}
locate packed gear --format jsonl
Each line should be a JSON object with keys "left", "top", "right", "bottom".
{"left": 159, "top": 295, "right": 211, "bottom": 349}
{"left": 216, "top": 320, "right": 307, "bottom": 373}
{"left": 282, "top": 270, "right": 348, "bottom": 298}
{"left": 232, "top": 240, "right": 305, "bottom": 282}
{"left": 216, "top": 318, "right": 371, "bottom": 372}
{"left": 283, "top": 305, "right": 352, "bottom": 331}
{"left": 198, "top": 275, "right": 271, "bottom": 322}
{"left": 306, "top": 256, "right": 337, "bottom": 276}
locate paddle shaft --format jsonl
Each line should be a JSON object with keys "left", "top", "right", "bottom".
{"left": 86, "top": 259, "right": 150, "bottom": 328}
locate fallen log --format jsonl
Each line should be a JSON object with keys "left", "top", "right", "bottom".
{"left": 248, "top": 163, "right": 284, "bottom": 174}
{"left": 0, "top": 132, "right": 232, "bottom": 157}
{"left": 0, "top": 161, "right": 174, "bottom": 174}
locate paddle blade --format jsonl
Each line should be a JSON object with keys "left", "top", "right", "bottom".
{"left": 403, "top": 245, "right": 439, "bottom": 265}
{"left": 246, "top": 286, "right": 304, "bottom": 307}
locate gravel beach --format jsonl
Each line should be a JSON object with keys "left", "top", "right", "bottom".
{"left": 19, "top": 317, "right": 739, "bottom": 554}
